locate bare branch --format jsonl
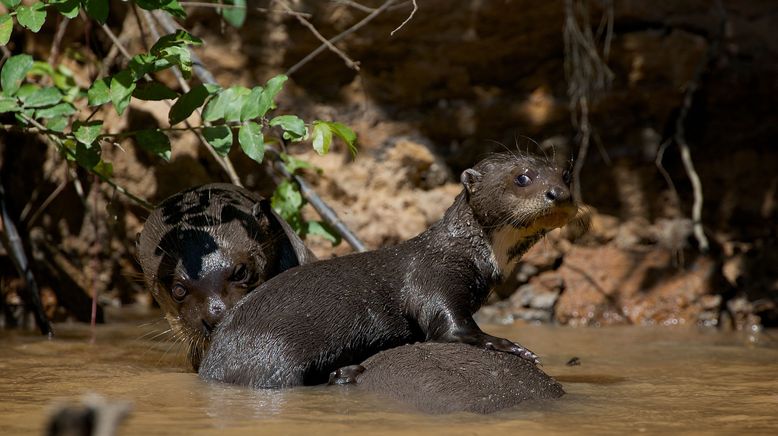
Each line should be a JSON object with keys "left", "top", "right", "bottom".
{"left": 286, "top": 0, "right": 397, "bottom": 76}
{"left": 279, "top": 0, "right": 360, "bottom": 72}
{"left": 390, "top": 0, "right": 417, "bottom": 36}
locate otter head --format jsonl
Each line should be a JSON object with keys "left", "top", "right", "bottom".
{"left": 460, "top": 153, "right": 578, "bottom": 274}
{"left": 136, "top": 184, "right": 311, "bottom": 370}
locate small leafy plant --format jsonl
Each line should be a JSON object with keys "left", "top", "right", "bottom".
{"left": 0, "top": 0, "right": 356, "bottom": 244}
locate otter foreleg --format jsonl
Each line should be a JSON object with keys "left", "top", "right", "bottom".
{"left": 426, "top": 311, "right": 540, "bottom": 364}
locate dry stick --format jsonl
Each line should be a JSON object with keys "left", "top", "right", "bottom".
{"left": 278, "top": 0, "right": 360, "bottom": 71}
{"left": 147, "top": 11, "right": 243, "bottom": 186}
{"left": 390, "top": 0, "right": 417, "bottom": 36}
{"left": 0, "top": 183, "right": 53, "bottom": 336}
{"left": 90, "top": 176, "right": 100, "bottom": 340}
{"left": 151, "top": 12, "right": 368, "bottom": 252}
{"left": 286, "top": 0, "right": 397, "bottom": 75}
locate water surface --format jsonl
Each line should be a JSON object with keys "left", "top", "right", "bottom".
{"left": 1, "top": 310, "right": 776, "bottom": 435}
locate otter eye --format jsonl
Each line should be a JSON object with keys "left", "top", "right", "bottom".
{"left": 562, "top": 169, "right": 572, "bottom": 185}
{"left": 230, "top": 263, "right": 249, "bottom": 283}
{"left": 515, "top": 174, "right": 533, "bottom": 187}
{"left": 171, "top": 284, "right": 187, "bottom": 302}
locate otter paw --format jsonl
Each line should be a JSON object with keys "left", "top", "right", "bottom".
{"left": 480, "top": 335, "right": 540, "bottom": 365}
{"left": 328, "top": 365, "right": 366, "bottom": 385}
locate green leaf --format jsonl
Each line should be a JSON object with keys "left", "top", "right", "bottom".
{"left": 271, "top": 180, "right": 303, "bottom": 222}
{"left": 1, "top": 54, "right": 33, "bottom": 96}
{"left": 50, "top": 0, "right": 80, "bottom": 19}
{"left": 128, "top": 53, "right": 157, "bottom": 79}
{"left": 238, "top": 122, "right": 264, "bottom": 163}
{"left": 168, "top": 83, "right": 217, "bottom": 125}
{"left": 93, "top": 160, "right": 113, "bottom": 178}
{"left": 311, "top": 121, "right": 333, "bottom": 155}
{"left": 202, "top": 86, "right": 249, "bottom": 122}
{"left": 110, "top": 70, "right": 135, "bottom": 115}
{"left": 0, "top": 0, "right": 21, "bottom": 8}
{"left": 202, "top": 125, "right": 233, "bottom": 156}
{"left": 269, "top": 114, "right": 306, "bottom": 141}
{"left": 75, "top": 142, "right": 100, "bottom": 169}
{"left": 158, "top": 45, "right": 193, "bottom": 78}
{"left": 0, "top": 95, "right": 19, "bottom": 113}
{"left": 224, "top": 86, "right": 251, "bottom": 122}
{"left": 280, "top": 152, "right": 314, "bottom": 174}
{"left": 257, "top": 75, "right": 287, "bottom": 117}
{"left": 133, "top": 82, "right": 179, "bottom": 101}
{"left": 135, "top": 129, "right": 172, "bottom": 161}
{"left": 73, "top": 120, "right": 102, "bottom": 145}
{"left": 135, "top": 0, "right": 187, "bottom": 19}
{"left": 28, "top": 61, "right": 54, "bottom": 78}
{"left": 46, "top": 116, "right": 68, "bottom": 132}
{"left": 83, "top": 0, "right": 109, "bottom": 24}
{"left": 239, "top": 86, "right": 263, "bottom": 121}
{"left": 34, "top": 102, "right": 75, "bottom": 118}
{"left": 150, "top": 30, "right": 202, "bottom": 54}
{"left": 0, "top": 15, "right": 13, "bottom": 46}
{"left": 16, "top": 2, "right": 47, "bottom": 32}
{"left": 87, "top": 77, "right": 111, "bottom": 106}
{"left": 15, "top": 83, "right": 37, "bottom": 102}
{"left": 220, "top": 0, "right": 246, "bottom": 28}
{"left": 306, "top": 221, "right": 341, "bottom": 245}
{"left": 23, "top": 87, "right": 63, "bottom": 108}
{"left": 324, "top": 121, "right": 358, "bottom": 156}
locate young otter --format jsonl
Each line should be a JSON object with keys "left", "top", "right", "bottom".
{"left": 199, "top": 153, "right": 577, "bottom": 388}
{"left": 333, "top": 342, "right": 565, "bottom": 414}
{"left": 137, "top": 183, "right": 313, "bottom": 370}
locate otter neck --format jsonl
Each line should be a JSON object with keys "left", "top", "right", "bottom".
{"left": 431, "top": 192, "right": 546, "bottom": 281}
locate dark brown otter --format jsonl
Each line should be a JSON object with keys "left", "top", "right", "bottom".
{"left": 136, "top": 183, "right": 313, "bottom": 370}
{"left": 199, "top": 153, "right": 578, "bottom": 388}
{"left": 333, "top": 342, "right": 565, "bottom": 414}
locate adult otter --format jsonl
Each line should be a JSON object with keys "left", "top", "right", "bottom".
{"left": 199, "top": 153, "right": 578, "bottom": 388}
{"left": 333, "top": 342, "right": 565, "bottom": 414}
{"left": 137, "top": 183, "right": 313, "bottom": 370}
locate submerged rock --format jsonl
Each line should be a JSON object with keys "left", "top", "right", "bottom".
{"left": 352, "top": 342, "right": 564, "bottom": 414}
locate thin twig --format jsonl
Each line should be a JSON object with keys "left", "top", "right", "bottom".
{"left": 655, "top": 139, "right": 681, "bottom": 209}
{"left": 279, "top": 0, "right": 360, "bottom": 71}
{"left": 286, "top": 0, "right": 397, "bottom": 75}
{"left": 390, "top": 0, "right": 417, "bottom": 36}
{"left": 48, "top": 17, "right": 70, "bottom": 65}
{"left": 25, "top": 165, "right": 70, "bottom": 228}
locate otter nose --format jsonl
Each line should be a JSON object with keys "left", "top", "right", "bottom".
{"left": 202, "top": 297, "right": 226, "bottom": 334}
{"left": 545, "top": 186, "right": 570, "bottom": 203}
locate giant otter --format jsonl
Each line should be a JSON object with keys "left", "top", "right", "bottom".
{"left": 137, "top": 183, "right": 313, "bottom": 370}
{"left": 333, "top": 342, "right": 565, "bottom": 414}
{"left": 199, "top": 153, "right": 578, "bottom": 388}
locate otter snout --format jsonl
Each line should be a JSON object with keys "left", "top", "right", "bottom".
{"left": 544, "top": 186, "right": 571, "bottom": 204}
{"left": 201, "top": 296, "right": 227, "bottom": 335}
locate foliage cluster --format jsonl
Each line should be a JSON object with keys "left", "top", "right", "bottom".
{"left": 0, "top": 0, "right": 356, "bottom": 244}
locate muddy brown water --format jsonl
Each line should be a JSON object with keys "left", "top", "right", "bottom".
{"left": 1, "top": 309, "right": 776, "bottom": 435}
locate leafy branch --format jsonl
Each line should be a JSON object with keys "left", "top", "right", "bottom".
{"left": 1, "top": 1, "right": 358, "bottom": 245}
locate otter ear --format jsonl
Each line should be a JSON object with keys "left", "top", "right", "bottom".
{"left": 255, "top": 198, "right": 316, "bottom": 268}
{"left": 460, "top": 169, "right": 482, "bottom": 194}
